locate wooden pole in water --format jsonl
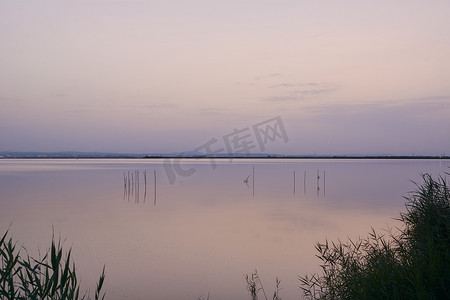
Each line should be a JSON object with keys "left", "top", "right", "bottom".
{"left": 323, "top": 169, "right": 326, "bottom": 197}
{"left": 317, "top": 169, "right": 320, "bottom": 197}
{"left": 123, "top": 172, "right": 126, "bottom": 200}
{"left": 293, "top": 171, "right": 296, "bottom": 195}
{"left": 144, "top": 170, "right": 147, "bottom": 203}
{"left": 125, "top": 172, "right": 128, "bottom": 202}
{"left": 154, "top": 169, "right": 157, "bottom": 206}
{"left": 304, "top": 170, "right": 306, "bottom": 196}
{"left": 136, "top": 170, "right": 139, "bottom": 204}
{"left": 128, "top": 171, "right": 131, "bottom": 197}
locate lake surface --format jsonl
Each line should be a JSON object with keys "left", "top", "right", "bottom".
{"left": 1, "top": 158, "right": 449, "bottom": 299}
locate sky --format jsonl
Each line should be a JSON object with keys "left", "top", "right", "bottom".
{"left": 1, "top": 0, "right": 449, "bottom": 155}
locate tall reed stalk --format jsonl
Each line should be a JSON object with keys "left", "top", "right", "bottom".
{"left": 0, "top": 230, "right": 106, "bottom": 300}
{"left": 299, "top": 173, "right": 450, "bottom": 299}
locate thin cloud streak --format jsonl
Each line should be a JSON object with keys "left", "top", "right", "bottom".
{"left": 265, "top": 87, "right": 339, "bottom": 102}
{"left": 269, "top": 82, "right": 335, "bottom": 88}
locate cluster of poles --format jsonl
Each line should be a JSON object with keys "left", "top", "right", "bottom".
{"left": 123, "top": 170, "right": 157, "bottom": 205}
{"left": 123, "top": 167, "right": 326, "bottom": 204}
{"left": 246, "top": 167, "right": 325, "bottom": 197}
{"left": 293, "top": 169, "right": 326, "bottom": 197}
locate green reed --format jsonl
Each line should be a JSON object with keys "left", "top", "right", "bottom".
{"left": 245, "top": 270, "right": 281, "bottom": 300}
{"left": 299, "top": 173, "right": 450, "bottom": 299}
{"left": 0, "top": 230, "right": 105, "bottom": 300}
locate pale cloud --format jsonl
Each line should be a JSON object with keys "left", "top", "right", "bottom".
{"left": 264, "top": 82, "right": 339, "bottom": 102}
{"left": 253, "top": 73, "right": 283, "bottom": 81}
{"left": 293, "top": 87, "right": 338, "bottom": 96}
{"left": 283, "top": 97, "right": 450, "bottom": 155}
{"left": 198, "top": 108, "right": 224, "bottom": 116}
{"left": 0, "top": 97, "right": 20, "bottom": 102}
{"left": 298, "top": 95, "right": 450, "bottom": 117}
{"left": 269, "top": 82, "right": 334, "bottom": 88}
{"left": 266, "top": 96, "right": 301, "bottom": 102}
{"left": 117, "top": 103, "right": 176, "bottom": 111}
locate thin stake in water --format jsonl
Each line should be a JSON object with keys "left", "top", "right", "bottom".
{"left": 294, "top": 171, "right": 296, "bottom": 195}
{"left": 317, "top": 169, "right": 320, "bottom": 197}
{"left": 136, "top": 170, "right": 139, "bottom": 204}
{"left": 128, "top": 171, "right": 131, "bottom": 200}
{"left": 154, "top": 169, "right": 157, "bottom": 206}
{"left": 304, "top": 170, "right": 307, "bottom": 196}
{"left": 144, "top": 170, "right": 147, "bottom": 203}
{"left": 123, "top": 172, "right": 126, "bottom": 200}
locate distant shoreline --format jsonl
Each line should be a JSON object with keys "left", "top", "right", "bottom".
{"left": 1, "top": 153, "right": 449, "bottom": 160}
{"left": 143, "top": 155, "right": 450, "bottom": 160}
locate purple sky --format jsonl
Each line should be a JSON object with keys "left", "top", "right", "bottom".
{"left": 1, "top": 1, "right": 449, "bottom": 155}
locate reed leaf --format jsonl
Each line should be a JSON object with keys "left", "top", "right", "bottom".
{"left": 0, "top": 230, "right": 106, "bottom": 300}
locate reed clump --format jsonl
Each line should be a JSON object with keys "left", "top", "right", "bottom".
{"left": 299, "top": 173, "right": 450, "bottom": 299}
{"left": 0, "top": 230, "right": 105, "bottom": 300}
{"left": 245, "top": 270, "right": 281, "bottom": 300}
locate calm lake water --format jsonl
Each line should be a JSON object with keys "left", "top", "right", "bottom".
{"left": 1, "top": 158, "right": 449, "bottom": 299}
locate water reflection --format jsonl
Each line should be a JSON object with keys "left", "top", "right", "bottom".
{"left": 256, "top": 165, "right": 326, "bottom": 198}
{"left": 290, "top": 169, "right": 327, "bottom": 197}
{"left": 1, "top": 159, "right": 449, "bottom": 300}
{"left": 122, "top": 165, "right": 329, "bottom": 206}
{"left": 304, "top": 170, "right": 307, "bottom": 196}
{"left": 123, "top": 169, "right": 157, "bottom": 205}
